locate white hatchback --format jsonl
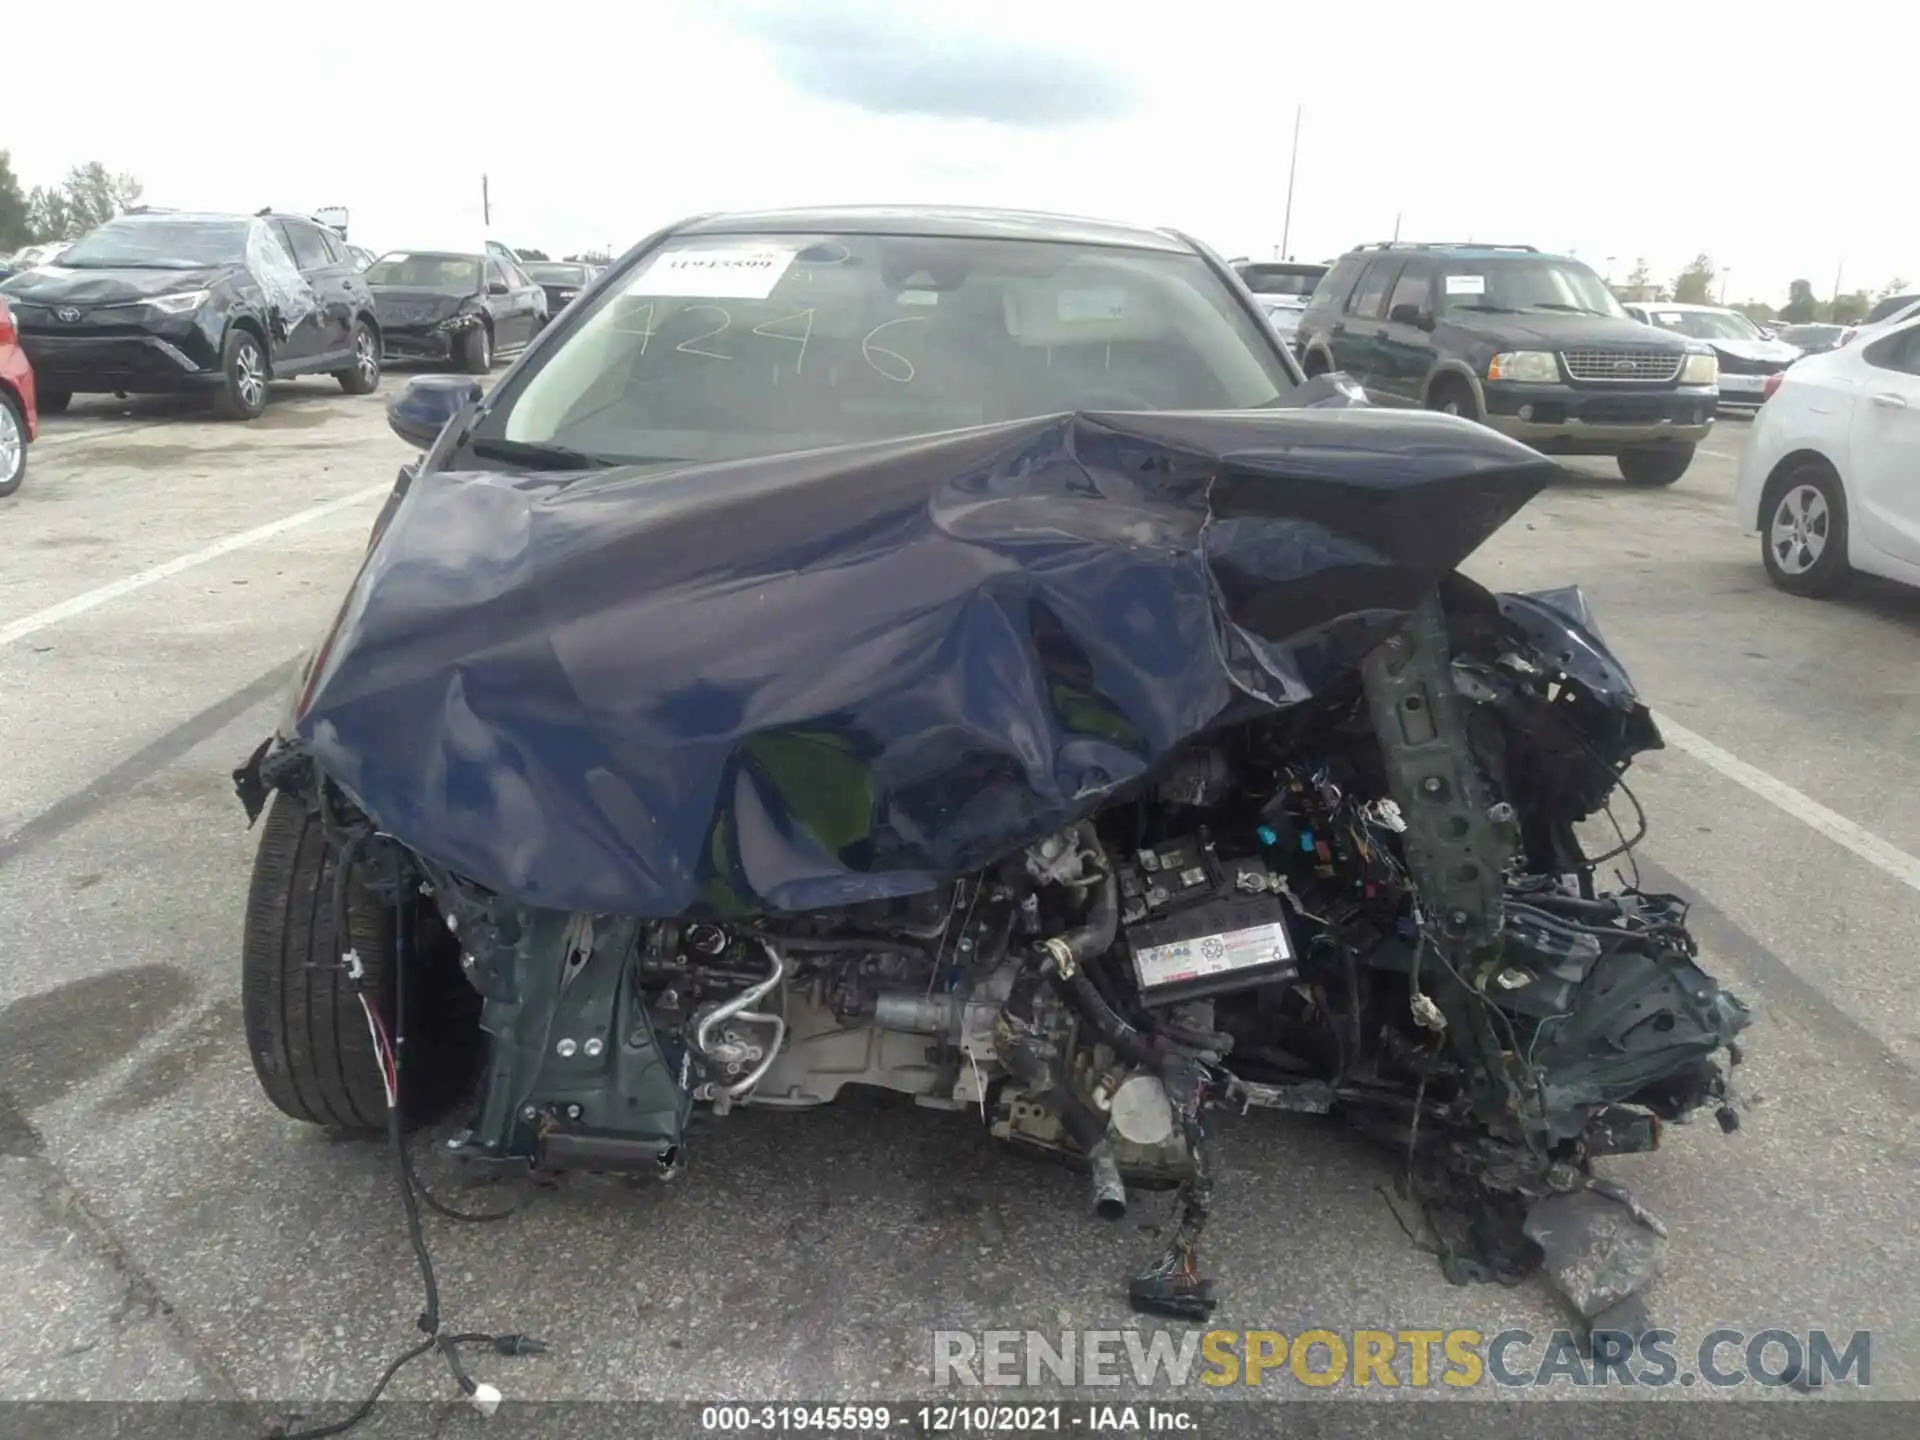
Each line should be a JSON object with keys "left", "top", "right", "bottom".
{"left": 1734, "top": 315, "right": 1920, "bottom": 596}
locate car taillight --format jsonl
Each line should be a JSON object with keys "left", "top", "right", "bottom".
{"left": 1762, "top": 372, "right": 1785, "bottom": 401}
{"left": 0, "top": 300, "right": 14, "bottom": 344}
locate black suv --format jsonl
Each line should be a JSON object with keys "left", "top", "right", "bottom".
{"left": 1294, "top": 242, "right": 1718, "bottom": 485}
{"left": 0, "top": 211, "right": 381, "bottom": 420}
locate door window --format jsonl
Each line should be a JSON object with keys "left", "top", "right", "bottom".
{"left": 485, "top": 259, "right": 511, "bottom": 292}
{"left": 282, "top": 222, "right": 332, "bottom": 272}
{"left": 1385, "top": 262, "right": 1432, "bottom": 320}
{"left": 1863, "top": 325, "right": 1920, "bottom": 377}
{"left": 1347, "top": 259, "right": 1404, "bottom": 319}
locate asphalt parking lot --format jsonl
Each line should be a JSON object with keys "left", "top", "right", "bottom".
{"left": 2, "top": 385, "right": 1918, "bottom": 1429}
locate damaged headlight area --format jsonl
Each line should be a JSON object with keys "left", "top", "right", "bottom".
{"left": 431, "top": 307, "right": 486, "bottom": 334}
{"left": 235, "top": 575, "right": 1748, "bottom": 1329}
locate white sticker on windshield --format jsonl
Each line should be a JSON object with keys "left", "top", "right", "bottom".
{"left": 1057, "top": 288, "right": 1128, "bottom": 323}
{"left": 897, "top": 289, "right": 941, "bottom": 307}
{"left": 631, "top": 245, "right": 796, "bottom": 299}
{"left": 1444, "top": 274, "right": 1487, "bottom": 296}
{"left": 1655, "top": 312, "right": 1683, "bottom": 325}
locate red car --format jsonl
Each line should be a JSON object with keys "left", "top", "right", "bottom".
{"left": 0, "top": 295, "right": 35, "bottom": 497}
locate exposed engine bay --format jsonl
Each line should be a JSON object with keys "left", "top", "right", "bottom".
{"left": 241, "top": 576, "right": 1749, "bottom": 1325}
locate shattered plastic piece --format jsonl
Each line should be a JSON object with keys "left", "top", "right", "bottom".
{"left": 1523, "top": 1187, "right": 1667, "bottom": 1319}
{"left": 1410, "top": 992, "right": 1447, "bottom": 1031}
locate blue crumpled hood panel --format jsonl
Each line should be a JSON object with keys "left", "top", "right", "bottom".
{"left": 295, "top": 386, "right": 1555, "bottom": 916}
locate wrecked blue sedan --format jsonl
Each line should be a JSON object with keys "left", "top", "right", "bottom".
{"left": 235, "top": 208, "right": 1748, "bottom": 1340}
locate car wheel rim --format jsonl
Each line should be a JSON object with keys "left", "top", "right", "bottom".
{"left": 1768, "top": 483, "right": 1829, "bottom": 575}
{"left": 356, "top": 330, "right": 377, "bottom": 382}
{"left": 236, "top": 344, "right": 265, "bottom": 408}
{"left": 481, "top": 332, "right": 491, "bottom": 367}
{"left": 0, "top": 406, "right": 19, "bottom": 482}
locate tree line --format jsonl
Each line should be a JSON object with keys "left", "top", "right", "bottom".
{"left": 1614, "top": 253, "right": 1905, "bottom": 326}
{"left": 0, "top": 150, "right": 143, "bottom": 250}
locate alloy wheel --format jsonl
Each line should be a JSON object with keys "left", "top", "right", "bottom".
{"left": 236, "top": 342, "right": 266, "bottom": 410}
{"left": 355, "top": 329, "right": 377, "bottom": 384}
{"left": 1768, "top": 483, "right": 1829, "bottom": 576}
{"left": 0, "top": 403, "right": 20, "bottom": 484}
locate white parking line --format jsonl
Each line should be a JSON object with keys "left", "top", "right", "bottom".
{"left": 1654, "top": 712, "right": 1920, "bottom": 896}
{"left": 0, "top": 483, "right": 389, "bottom": 649}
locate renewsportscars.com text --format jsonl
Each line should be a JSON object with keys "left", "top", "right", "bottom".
{"left": 932, "top": 1327, "right": 1871, "bottom": 1390}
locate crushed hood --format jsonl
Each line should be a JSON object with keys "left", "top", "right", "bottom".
{"left": 0, "top": 264, "right": 231, "bottom": 305}
{"left": 294, "top": 386, "right": 1557, "bottom": 917}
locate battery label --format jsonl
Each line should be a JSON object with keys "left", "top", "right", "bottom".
{"left": 1131, "top": 921, "right": 1294, "bottom": 990}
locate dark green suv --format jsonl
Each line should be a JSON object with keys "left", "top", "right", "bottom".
{"left": 1294, "top": 242, "right": 1720, "bottom": 485}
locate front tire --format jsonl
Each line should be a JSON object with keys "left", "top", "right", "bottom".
{"left": 456, "top": 323, "right": 492, "bottom": 375}
{"left": 1759, "top": 460, "right": 1852, "bottom": 597}
{"left": 1427, "top": 376, "right": 1480, "bottom": 422}
{"left": 0, "top": 390, "right": 27, "bottom": 498}
{"left": 211, "top": 328, "right": 269, "bottom": 420}
{"left": 1617, "top": 442, "right": 1694, "bottom": 486}
{"left": 335, "top": 320, "right": 381, "bottom": 395}
{"left": 241, "top": 792, "right": 481, "bottom": 1131}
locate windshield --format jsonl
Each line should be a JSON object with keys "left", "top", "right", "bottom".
{"left": 1643, "top": 308, "right": 1761, "bottom": 341}
{"left": 1238, "top": 265, "right": 1327, "bottom": 297}
{"left": 366, "top": 253, "right": 480, "bottom": 288}
{"left": 526, "top": 262, "right": 588, "bottom": 284}
{"left": 479, "top": 232, "right": 1295, "bottom": 467}
{"left": 58, "top": 218, "right": 249, "bottom": 270}
{"left": 1436, "top": 259, "right": 1627, "bottom": 317}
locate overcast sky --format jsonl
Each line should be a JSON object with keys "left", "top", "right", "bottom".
{"left": 8, "top": 0, "right": 1910, "bottom": 304}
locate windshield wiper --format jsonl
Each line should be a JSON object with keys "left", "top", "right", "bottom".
{"left": 1529, "top": 303, "right": 1612, "bottom": 316}
{"left": 1452, "top": 303, "right": 1524, "bottom": 313}
{"left": 466, "top": 437, "right": 624, "bottom": 471}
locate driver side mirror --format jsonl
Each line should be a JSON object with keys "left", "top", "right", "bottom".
{"left": 387, "top": 374, "right": 485, "bottom": 449}
{"left": 1389, "top": 303, "right": 1433, "bottom": 330}
{"left": 487, "top": 280, "right": 511, "bottom": 295}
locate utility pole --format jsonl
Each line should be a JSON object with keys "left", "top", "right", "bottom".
{"left": 481, "top": 175, "right": 491, "bottom": 228}
{"left": 1392, "top": 212, "right": 1402, "bottom": 243}
{"left": 1605, "top": 255, "right": 1616, "bottom": 282}
{"left": 1279, "top": 105, "right": 1302, "bottom": 260}
{"left": 1719, "top": 267, "right": 1732, "bottom": 306}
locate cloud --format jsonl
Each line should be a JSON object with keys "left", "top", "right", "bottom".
{"left": 714, "top": 1, "right": 1140, "bottom": 127}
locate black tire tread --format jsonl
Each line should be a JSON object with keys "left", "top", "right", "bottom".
{"left": 241, "top": 793, "right": 391, "bottom": 1131}
{"left": 457, "top": 324, "right": 491, "bottom": 374}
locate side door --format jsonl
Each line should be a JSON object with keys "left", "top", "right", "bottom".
{"left": 483, "top": 258, "right": 526, "bottom": 349}
{"left": 271, "top": 220, "right": 346, "bottom": 364}
{"left": 315, "top": 226, "right": 375, "bottom": 351}
{"left": 503, "top": 258, "right": 547, "bottom": 338}
{"left": 1847, "top": 323, "right": 1920, "bottom": 567}
{"left": 1372, "top": 259, "right": 1437, "bottom": 401}
{"left": 259, "top": 221, "right": 325, "bottom": 366}
{"left": 1331, "top": 257, "right": 1402, "bottom": 384}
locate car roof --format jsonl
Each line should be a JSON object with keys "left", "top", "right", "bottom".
{"left": 675, "top": 205, "right": 1192, "bottom": 254}
{"left": 377, "top": 249, "right": 482, "bottom": 261}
